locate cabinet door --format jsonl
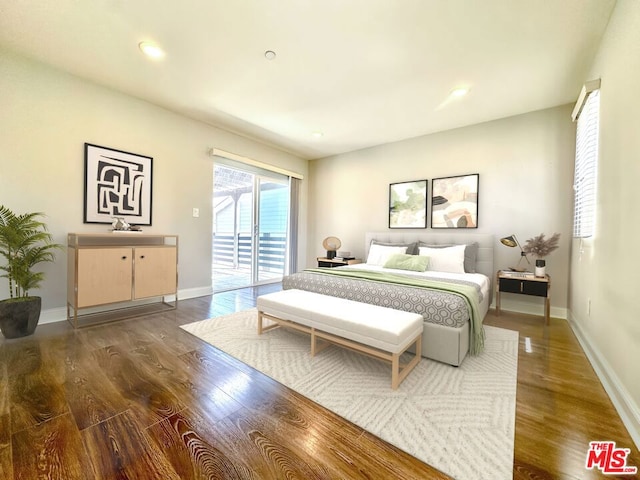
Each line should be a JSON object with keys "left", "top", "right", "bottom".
{"left": 134, "top": 246, "right": 177, "bottom": 299}
{"left": 77, "top": 248, "right": 132, "bottom": 307}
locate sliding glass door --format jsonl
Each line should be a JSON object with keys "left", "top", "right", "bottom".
{"left": 256, "top": 176, "right": 289, "bottom": 283}
{"left": 212, "top": 162, "right": 290, "bottom": 292}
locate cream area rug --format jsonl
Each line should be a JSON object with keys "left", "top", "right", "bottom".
{"left": 181, "top": 309, "right": 518, "bottom": 480}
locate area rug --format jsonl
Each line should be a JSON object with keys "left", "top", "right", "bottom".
{"left": 181, "top": 309, "right": 518, "bottom": 480}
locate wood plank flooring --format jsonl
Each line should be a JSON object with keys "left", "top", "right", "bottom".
{"left": 1, "top": 284, "right": 638, "bottom": 479}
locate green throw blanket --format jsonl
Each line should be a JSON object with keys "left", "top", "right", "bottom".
{"left": 304, "top": 268, "right": 485, "bottom": 355}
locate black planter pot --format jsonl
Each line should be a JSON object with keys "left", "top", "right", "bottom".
{"left": 0, "top": 296, "right": 42, "bottom": 338}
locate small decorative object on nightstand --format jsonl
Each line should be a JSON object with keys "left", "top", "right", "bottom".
{"left": 499, "top": 234, "right": 531, "bottom": 271}
{"left": 317, "top": 257, "right": 361, "bottom": 268}
{"left": 522, "top": 233, "right": 560, "bottom": 278}
{"left": 535, "top": 259, "right": 546, "bottom": 277}
{"left": 322, "top": 236, "right": 341, "bottom": 259}
{"left": 495, "top": 270, "right": 551, "bottom": 325}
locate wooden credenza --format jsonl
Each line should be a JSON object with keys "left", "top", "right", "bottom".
{"left": 67, "top": 233, "right": 178, "bottom": 327}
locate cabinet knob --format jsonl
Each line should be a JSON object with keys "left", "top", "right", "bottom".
{"left": 140, "top": 255, "right": 145, "bottom": 259}
{"left": 121, "top": 256, "right": 127, "bottom": 260}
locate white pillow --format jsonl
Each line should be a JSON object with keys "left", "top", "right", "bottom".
{"left": 418, "top": 244, "right": 466, "bottom": 273}
{"left": 366, "top": 244, "right": 408, "bottom": 266}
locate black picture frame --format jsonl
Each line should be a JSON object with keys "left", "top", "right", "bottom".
{"left": 389, "top": 179, "right": 428, "bottom": 229}
{"left": 83, "top": 143, "right": 153, "bottom": 225}
{"left": 431, "top": 173, "right": 479, "bottom": 229}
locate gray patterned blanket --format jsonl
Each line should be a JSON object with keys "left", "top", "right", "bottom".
{"left": 282, "top": 267, "right": 485, "bottom": 354}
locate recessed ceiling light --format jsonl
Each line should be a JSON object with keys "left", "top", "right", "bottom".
{"left": 450, "top": 87, "right": 470, "bottom": 98}
{"left": 264, "top": 50, "right": 276, "bottom": 60}
{"left": 139, "top": 41, "right": 165, "bottom": 59}
{"left": 311, "top": 131, "right": 324, "bottom": 138}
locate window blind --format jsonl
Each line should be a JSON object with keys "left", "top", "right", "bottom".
{"left": 573, "top": 87, "right": 600, "bottom": 238}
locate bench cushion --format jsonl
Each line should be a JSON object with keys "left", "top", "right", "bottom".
{"left": 257, "top": 289, "right": 423, "bottom": 354}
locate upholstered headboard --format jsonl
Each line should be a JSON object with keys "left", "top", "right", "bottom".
{"left": 364, "top": 231, "right": 495, "bottom": 301}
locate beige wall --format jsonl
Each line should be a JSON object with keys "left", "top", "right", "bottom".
{"left": 308, "top": 105, "right": 575, "bottom": 317}
{"left": 569, "top": 0, "right": 640, "bottom": 447}
{"left": 0, "top": 48, "right": 308, "bottom": 318}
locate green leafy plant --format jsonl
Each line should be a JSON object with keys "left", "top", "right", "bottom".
{"left": 0, "top": 205, "right": 61, "bottom": 299}
{"left": 522, "top": 232, "right": 561, "bottom": 258}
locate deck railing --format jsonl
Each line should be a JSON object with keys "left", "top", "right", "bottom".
{"left": 212, "top": 232, "right": 286, "bottom": 273}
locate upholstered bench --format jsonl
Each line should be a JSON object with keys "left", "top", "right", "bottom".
{"left": 256, "top": 289, "right": 424, "bottom": 389}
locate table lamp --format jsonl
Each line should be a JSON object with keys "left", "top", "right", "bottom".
{"left": 322, "top": 236, "right": 341, "bottom": 259}
{"left": 500, "top": 234, "right": 531, "bottom": 271}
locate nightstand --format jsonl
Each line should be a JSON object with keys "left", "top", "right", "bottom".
{"left": 496, "top": 270, "right": 551, "bottom": 324}
{"left": 317, "top": 257, "right": 361, "bottom": 268}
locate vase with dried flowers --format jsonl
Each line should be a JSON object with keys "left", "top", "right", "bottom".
{"left": 522, "top": 233, "right": 561, "bottom": 277}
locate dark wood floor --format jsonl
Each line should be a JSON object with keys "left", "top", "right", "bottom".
{"left": 1, "top": 285, "right": 638, "bottom": 479}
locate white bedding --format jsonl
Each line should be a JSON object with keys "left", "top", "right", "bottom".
{"left": 339, "top": 263, "right": 491, "bottom": 303}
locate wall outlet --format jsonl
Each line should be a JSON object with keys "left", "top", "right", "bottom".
{"left": 192, "top": 208, "right": 199, "bottom": 218}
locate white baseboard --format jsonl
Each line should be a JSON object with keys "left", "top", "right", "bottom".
{"left": 39, "top": 307, "right": 68, "bottom": 325}
{"left": 178, "top": 286, "right": 214, "bottom": 300}
{"left": 38, "top": 285, "right": 215, "bottom": 325}
{"left": 568, "top": 311, "right": 640, "bottom": 450}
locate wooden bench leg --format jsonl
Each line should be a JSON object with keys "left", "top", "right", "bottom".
{"left": 392, "top": 353, "right": 400, "bottom": 389}
{"left": 257, "top": 310, "right": 281, "bottom": 335}
{"left": 392, "top": 334, "right": 422, "bottom": 390}
{"left": 311, "top": 328, "right": 331, "bottom": 356}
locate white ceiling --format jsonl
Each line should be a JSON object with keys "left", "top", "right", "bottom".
{"left": 0, "top": 0, "right": 615, "bottom": 160}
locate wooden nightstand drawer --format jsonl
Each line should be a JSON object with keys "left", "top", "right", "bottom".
{"left": 318, "top": 260, "right": 339, "bottom": 268}
{"left": 317, "top": 257, "right": 361, "bottom": 268}
{"left": 499, "top": 278, "right": 548, "bottom": 297}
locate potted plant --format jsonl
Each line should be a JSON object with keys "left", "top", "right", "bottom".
{"left": 0, "top": 205, "right": 61, "bottom": 338}
{"left": 522, "top": 232, "right": 561, "bottom": 277}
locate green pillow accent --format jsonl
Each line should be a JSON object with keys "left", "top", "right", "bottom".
{"left": 383, "top": 253, "right": 429, "bottom": 272}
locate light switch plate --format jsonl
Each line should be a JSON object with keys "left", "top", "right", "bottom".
{"left": 192, "top": 208, "right": 199, "bottom": 218}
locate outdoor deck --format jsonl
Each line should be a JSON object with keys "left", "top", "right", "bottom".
{"left": 212, "top": 264, "right": 281, "bottom": 292}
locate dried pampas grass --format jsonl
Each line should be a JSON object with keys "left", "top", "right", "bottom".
{"left": 522, "top": 233, "right": 561, "bottom": 258}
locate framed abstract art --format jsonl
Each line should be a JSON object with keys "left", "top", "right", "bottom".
{"left": 389, "top": 179, "right": 428, "bottom": 229}
{"left": 84, "top": 143, "right": 153, "bottom": 225}
{"left": 431, "top": 173, "right": 479, "bottom": 229}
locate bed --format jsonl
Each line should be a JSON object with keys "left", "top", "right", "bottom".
{"left": 282, "top": 232, "right": 494, "bottom": 366}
